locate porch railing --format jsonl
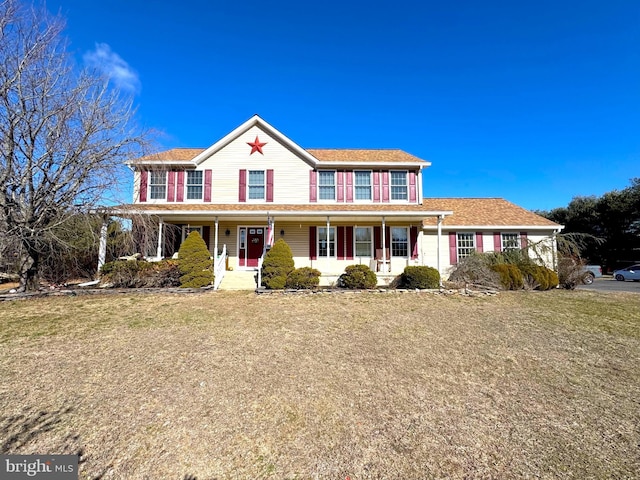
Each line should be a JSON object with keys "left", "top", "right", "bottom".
{"left": 213, "top": 244, "right": 227, "bottom": 290}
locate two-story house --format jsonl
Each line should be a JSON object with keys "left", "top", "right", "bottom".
{"left": 119, "top": 115, "right": 562, "bottom": 287}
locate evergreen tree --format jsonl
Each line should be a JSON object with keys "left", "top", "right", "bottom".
{"left": 177, "top": 231, "right": 213, "bottom": 288}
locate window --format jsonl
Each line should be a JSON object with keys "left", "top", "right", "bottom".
{"left": 239, "top": 228, "right": 246, "bottom": 249}
{"left": 182, "top": 225, "right": 203, "bottom": 243}
{"left": 318, "top": 171, "right": 335, "bottom": 200}
{"left": 186, "top": 171, "right": 203, "bottom": 200}
{"left": 391, "top": 227, "right": 408, "bottom": 257}
{"left": 248, "top": 170, "right": 265, "bottom": 200}
{"left": 457, "top": 233, "right": 475, "bottom": 261}
{"left": 502, "top": 233, "right": 520, "bottom": 251}
{"left": 317, "top": 226, "right": 336, "bottom": 257}
{"left": 390, "top": 171, "right": 408, "bottom": 200}
{"left": 354, "top": 227, "right": 372, "bottom": 257}
{"left": 354, "top": 171, "right": 372, "bottom": 200}
{"left": 149, "top": 171, "right": 166, "bottom": 199}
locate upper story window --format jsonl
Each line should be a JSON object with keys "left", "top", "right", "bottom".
{"left": 502, "top": 233, "right": 520, "bottom": 251}
{"left": 186, "top": 171, "right": 203, "bottom": 200}
{"left": 318, "top": 171, "right": 335, "bottom": 200}
{"left": 457, "top": 233, "right": 475, "bottom": 261}
{"left": 248, "top": 170, "right": 265, "bottom": 200}
{"left": 390, "top": 171, "right": 408, "bottom": 200}
{"left": 149, "top": 171, "right": 166, "bottom": 200}
{"left": 354, "top": 171, "right": 372, "bottom": 201}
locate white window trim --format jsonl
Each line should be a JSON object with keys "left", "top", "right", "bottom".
{"left": 390, "top": 226, "right": 409, "bottom": 258}
{"left": 456, "top": 232, "right": 476, "bottom": 261}
{"left": 317, "top": 170, "right": 337, "bottom": 202}
{"left": 185, "top": 170, "right": 204, "bottom": 202}
{"left": 354, "top": 226, "right": 373, "bottom": 257}
{"left": 317, "top": 226, "right": 336, "bottom": 258}
{"left": 149, "top": 171, "right": 167, "bottom": 200}
{"left": 389, "top": 170, "right": 409, "bottom": 202}
{"left": 354, "top": 170, "right": 373, "bottom": 202}
{"left": 247, "top": 170, "right": 266, "bottom": 202}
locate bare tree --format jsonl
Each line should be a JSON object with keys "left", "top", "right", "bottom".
{"left": 0, "top": 0, "right": 146, "bottom": 291}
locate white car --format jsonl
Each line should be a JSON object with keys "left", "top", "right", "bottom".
{"left": 613, "top": 264, "right": 640, "bottom": 282}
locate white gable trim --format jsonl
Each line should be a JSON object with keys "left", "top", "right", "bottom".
{"left": 191, "top": 114, "right": 320, "bottom": 167}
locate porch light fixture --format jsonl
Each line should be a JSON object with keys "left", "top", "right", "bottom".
{"left": 225, "top": 229, "right": 230, "bottom": 236}
{"left": 280, "top": 229, "right": 285, "bottom": 237}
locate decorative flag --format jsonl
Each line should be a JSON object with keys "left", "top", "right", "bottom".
{"left": 266, "top": 217, "right": 275, "bottom": 248}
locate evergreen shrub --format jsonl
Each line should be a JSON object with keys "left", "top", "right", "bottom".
{"left": 339, "top": 264, "right": 377, "bottom": 289}
{"left": 400, "top": 266, "right": 440, "bottom": 289}
{"left": 101, "top": 260, "right": 180, "bottom": 288}
{"left": 490, "top": 264, "right": 524, "bottom": 290}
{"left": 261, "top": 238, "right": 295, "bottom": 289}
{"left": 285, "top": 267, "right": 321, "bottom": 289}
{"left": 178, "top": 231, "right": 214, "bottom": 288}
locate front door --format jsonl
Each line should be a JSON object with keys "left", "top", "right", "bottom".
{"left": 246, "top": 228, "right": 264, "bottom": 267}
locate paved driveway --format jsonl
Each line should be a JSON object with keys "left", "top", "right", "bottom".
{"left": 577, "top": 276, "right": 640, "bottom": 293}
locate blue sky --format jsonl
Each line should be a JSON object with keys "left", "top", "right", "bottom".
{"left": 46, "top": 0, "right": 639, "bottom": 211}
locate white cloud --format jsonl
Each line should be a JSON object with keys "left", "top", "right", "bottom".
{"left": 83, "top": 43, "right": 140, "bottom": 92}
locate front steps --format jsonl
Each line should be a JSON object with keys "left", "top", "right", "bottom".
{"left": 217, "top": 270, "right": 258, "bottom": 290}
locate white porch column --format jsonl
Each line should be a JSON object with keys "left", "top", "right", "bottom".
{"left": 156, "top": 219, "right": 164, "bottom": 259}
{"left": 214, "top": 216, "right": 219, "bottom": 260}
{"left": 98, "top": 218, "right": 108, "bottom": 273}
{"left": 437, "top": 215, "right": 443, "bottom": 286}
{"left": 326, "top": 216, "right": 331, "bottom": 260}
{"left": 381, "top": 216, "right": 387, "bottom": 272}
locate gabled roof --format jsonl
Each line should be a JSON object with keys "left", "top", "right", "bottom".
{"left": 307, "top": 149, "right": 429, "bottom": 165}
{"left": 422, "top": 198, "right": 562, "bottom": 229}
{"left": 136, "top": 148, "right": 205, "bottom": 162}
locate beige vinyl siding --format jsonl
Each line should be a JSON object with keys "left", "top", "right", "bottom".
{"left": 198, "top": 126, "right": 312, "bottom": 204}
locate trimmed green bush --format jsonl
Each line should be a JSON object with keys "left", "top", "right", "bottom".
{"left": 261, "top": 238, "right": 295, "bottom": 289}
{"left": 519, "top": 264, "right": 548, "bottom": 290}
{"left": 400, "top": 266, "right": 440, "bottom": 289}
{"left": 177, "top": 231, "right": 214, "bottom": 288}
{"left": 491, "top": 264, "right": 524, "bottom": 290}
{"left": 285, "top": 267, "right": 321, "bottom": 289}
{"left": 101, "top": 260, "right": 181, "bottom": 288}
{"left": 546, "top": 268, "right": 559, "bottom": 289}
{"left": 339, "top": 264, "right": 377, "bottom": 289}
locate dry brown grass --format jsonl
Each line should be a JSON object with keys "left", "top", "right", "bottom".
{"left": 1, "top": 290, "right": 639, "bottom": 479}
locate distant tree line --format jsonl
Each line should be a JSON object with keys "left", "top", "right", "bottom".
{"left": 536, "top": 178, "right": 640, "bottom": 272}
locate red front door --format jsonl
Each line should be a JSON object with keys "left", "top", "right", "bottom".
{"left": 246, "top": 228, "right": 264, "bottom": 267}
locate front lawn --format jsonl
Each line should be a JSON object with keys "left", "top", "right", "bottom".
{"left": 1, "top": 290, "right": 638, "bottom": 479}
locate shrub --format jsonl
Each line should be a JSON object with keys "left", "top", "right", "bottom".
{"left": 545, "top": 268, "right": 559, "bottom": 289}
{"left": 285, "top": 267, "right": 321, "bottom": 289}
{"left": 177, "top": 231, "right": 213, "bottom": 288}
{"left": 100, "top": 260, "right": 181, "bottom": 288}
{"left": 519, "top": 264, "right": 548, "bottom": 290}
{"left": 339, "top": 264, "right": 377, "bottom": 289}
{"left": 557, "top": 255, "right": 586, "bottom": 290}
{"left": 490, "top": 264, "right": 524, "bottom": 290}
{"left": 400, "top": 266, "right": 440, "bottom": 289}
{"left": 261, "top": 238, "right": 295, "bottom": 289}
{"left": 448, "top": 253, "right": 501, "bottom": 289}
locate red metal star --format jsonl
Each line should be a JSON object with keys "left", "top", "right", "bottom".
{"left": 247, "top": 136, "right": 267, "bottom": 155}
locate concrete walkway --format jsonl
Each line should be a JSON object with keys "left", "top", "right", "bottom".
{"left": 218, "top": 270, "right": 258, "bottom": 290}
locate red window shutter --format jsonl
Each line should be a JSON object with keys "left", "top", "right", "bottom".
{"left": 476, "top": 232, "right": 484, "bottom": 253}
{"left": 493, "top": 232, "right": 501, "bottom": 252}
{"left": 266, "top": 169, "right": 274, "bottom": 202}
{"left": 202, "top": 225, "right": 211, "bottom": 250}
{"left": 337, "top": 226, "right": 345, "bottom": 260}
{"left": 345, "top": 171, "right": 353, "bottom": 203}
{"left": 176, "top": 171, "right": 185, "bottom": 202}
{"left": 204, "top": 169, "right": 212, "bottom": 202}
{"left": 139, "top": 170, "right": 148, "bottom": 202}
{"left": 374, "top": 226, "right": 382, "bottom": 251}
{"left": 382, "top": 171, "right": 390, "bottom": 202}
{"left": 309, "top": 226, "right": 317, "bottom": 260}
{"left": 239, "top": 169, "right": 247, "bottom": 202}
{"left": 410, "top": 226, "right": 418, "bottom": 259}
{"left": 409, "top": 171, "right": 417, "bottom": 203}
{"left": 520, "top": 232, "right": 528, "bottom": 249}
{"left": 337, "top": 171, "right": 344, "bottom": 202}
{"left": 167, "top": 171, "right": 176, "bottom": 202}
{"left": 346, "top": 226, "right": 354, "bottom": 260}
{"left": 449, "top": 232, "right": 457, "bottom": 265}
{"left": 309, "top": 170, "right": 317, "bottom": 202}
{"left": 373, "top": 171, "right": 380, "bottom": 202}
